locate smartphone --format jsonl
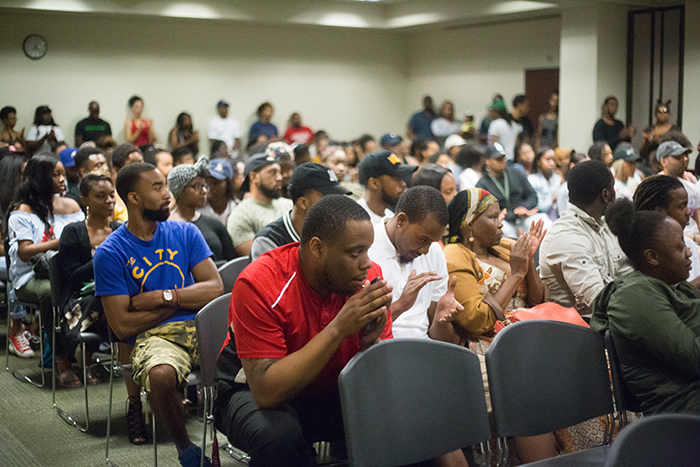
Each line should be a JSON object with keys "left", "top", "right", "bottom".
{"left": 362, "top": 277, "right": 383, "bottom": 336}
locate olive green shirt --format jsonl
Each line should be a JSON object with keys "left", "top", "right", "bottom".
{"left": 591, "top": 270, "right": 700, "bottom": 415}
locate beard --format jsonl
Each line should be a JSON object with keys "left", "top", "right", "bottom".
{"left": 143, "top": 207, "right": 170, "bottom": 222}
{"left": 260, "top": 184, "right": 281, "bottom": 200}
{"left": 381, "top": 190, "right": 400, "bottom": 211}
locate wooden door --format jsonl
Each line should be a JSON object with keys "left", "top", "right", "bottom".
{"left": 525, "top": 68, "right": 560, "bottom": 144}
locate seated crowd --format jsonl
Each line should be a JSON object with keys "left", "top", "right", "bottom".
{"left": 1, "top": 92, "right": 699, "bottom": 467}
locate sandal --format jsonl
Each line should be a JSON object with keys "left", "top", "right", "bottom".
{"left": 127, "top": 399, "right": 147, "bottom": 445}
{"left": 58, "top": 370, "right": 82, "bottom": 389}
{"left": 85, "top": 366, "right": 102, "bottom": 386}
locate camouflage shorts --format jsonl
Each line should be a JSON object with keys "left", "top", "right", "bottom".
{"left": 131, "top": 320, "right": 198, "bottom": 391}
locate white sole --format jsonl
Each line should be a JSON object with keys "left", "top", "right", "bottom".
{"left": 9, "top": 342, "right": 35, "bottom": 358}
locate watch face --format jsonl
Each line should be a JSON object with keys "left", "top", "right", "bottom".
{"left": 23, "top": 34, "right": 47, "bottom": 60}
{"left": 163, "top": 290, "right": 173, "bottom": 302}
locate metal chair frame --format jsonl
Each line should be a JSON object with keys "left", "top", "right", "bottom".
{"left": 4, "top": 240, "right": 46, "bottom": 388}
{"left": 49, "top": 252, "right": 105, "bottom": 432}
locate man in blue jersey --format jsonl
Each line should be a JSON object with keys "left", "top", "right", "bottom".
{"left": 95, "top": 163, "right": 223, "bottom": 467}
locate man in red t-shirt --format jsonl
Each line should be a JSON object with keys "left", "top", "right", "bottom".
{"left": 215, "top": 195, "right": 393, "bottom": 466}
{"left": 283, "top": 112, "right": 314, "bottom": 145}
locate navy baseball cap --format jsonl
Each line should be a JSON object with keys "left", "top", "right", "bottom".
{"left": 380, "top": 133, "right": 402, "bottom": 147}
{"left": 209, "top": 159, "right": 233, "bottom": 180}
{"left": 217, "top": 100, "right": 229, "bottom": 108}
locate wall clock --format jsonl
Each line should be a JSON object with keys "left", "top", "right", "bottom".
{"left": 23, "top": 34, "right": 47, "bottom": 60}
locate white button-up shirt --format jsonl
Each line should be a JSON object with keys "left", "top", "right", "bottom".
{"left": 368, "top": 220, "right": 448, "bottom": 338}
{"left": 539, "top": 203, "right": 633, "bottom": 317}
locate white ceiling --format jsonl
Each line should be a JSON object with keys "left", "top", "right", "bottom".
{"left": 0, "top": 0, "right": 685, "bottom": 30}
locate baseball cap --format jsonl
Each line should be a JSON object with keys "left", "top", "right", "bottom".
{"left": 613, "top": 143, "right": 640, "bottom": 163}
{"left": 358, "top": 150, "right": 418, "bottom": 186}
{"left": 656, "top": 140, "right": 690, "bottom": 161}
{"left": 485, "top": 142, "right": 508, "bottom": 159}
{"left": 59, "top": 147, "right": 78, "bottom": 167}
{"left": 217, "top": 100, "right": 229, "bottom": 108}
{"left": 209, "top": 158, "right": 233, "bottom": 180}
{"left": 241, "top": 152, "right": 279, "bottom": 192}
{"left": 265, "top": 141, "right": 295, "bottom": 162}
{"left": 489, "top": 99, "right": 506, "bottom": 112}
{"left": 380, "top": 133, "right": 402, "bottom": 147}
{"left": 444, "top": 134, "right": 467, "bottom": 151}
{"left": 288, "top": 162, "right": 351, "bottom": 200}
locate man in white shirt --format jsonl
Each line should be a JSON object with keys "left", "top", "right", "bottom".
{"left": 657, "top": 140, "right": 700, "bottom": 238}
{"left": 357, "top": 150, "right": 417, "bottom": 225}
{"left": 539, "top": 161, "right": 633, "bottom": 318}
{"left": 368, "top": 186, "right": 461, "bottom": 341}
{"left": 208, "top": 100, "right": 241, "bottom": 156}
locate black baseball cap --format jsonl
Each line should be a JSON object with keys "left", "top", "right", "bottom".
{"left": 485, "top": 142, "right": 508, "bottom": 159}
{"left": 358, "top": 150, "right": 418, "bottom": 186}
{"left": 241, "top": 152, "right": 278, "bottom": 193}
{"left": 288, "top": 162, "right": 351, "bottom": 200}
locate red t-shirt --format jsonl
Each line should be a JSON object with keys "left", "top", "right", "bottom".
{"left": 284, "top": 126, "right": 314, "bottom": 145}
{"left": 224, "top": 243, "right": 392, "bottom": 397}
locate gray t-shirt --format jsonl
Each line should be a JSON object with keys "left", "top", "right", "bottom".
{"left": 227, "top": 197, "right": 293, "bottom": 248}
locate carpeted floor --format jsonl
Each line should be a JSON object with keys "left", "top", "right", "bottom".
{"left": 0, "top": 316, "right": 247, "bottom": 467}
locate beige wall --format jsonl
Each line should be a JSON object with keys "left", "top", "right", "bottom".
{"left": 404, "top": 17, "right": 561, "bottom": 131}
{"left": 684, "top": 3, "right": 700, "bottom": 163}
{"left": 0, "top": 9, "right": 408, "bottom": 149}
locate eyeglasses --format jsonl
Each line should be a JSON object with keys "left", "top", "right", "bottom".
{"left": 657, "top": 108, "right": 669, "bottom": 114}
{"left": 188, "top": 183, "right": 209, "bottom": 192}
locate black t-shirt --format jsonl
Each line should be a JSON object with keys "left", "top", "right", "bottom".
{"left": 193, "top": 215, "right": 236, "bottom": 264}
{"left": 514, "top": 115, "right": 534, "bottom": 141}
{"left": 75, "top": 117, "right": 112, "bottom": 143}
{"left": 593, "top": 118, "right": 626, "bottom": 149}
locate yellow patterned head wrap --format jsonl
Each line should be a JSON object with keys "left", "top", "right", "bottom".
{"left": 446, "top": 188, "right": 498, "bottom": 244}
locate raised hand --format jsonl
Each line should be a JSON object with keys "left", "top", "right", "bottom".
{"left": 519, "top": 219, "right": 547, "bottom": 260}
{"left": 509, "top": 232, "right": 530, "bottom": 278}
{"left": 436, "top": 275, "right": 464, "bottom": 323}
{"left": 393, "top": 269, "right": 442, "bottom": 315}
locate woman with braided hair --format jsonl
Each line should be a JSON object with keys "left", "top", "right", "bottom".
{"left": 633, "top": 175, "right": 700, "bottom": 284}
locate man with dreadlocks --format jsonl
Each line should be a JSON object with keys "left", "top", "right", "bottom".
{"left": 633, "top": 174, "right": 700, "bottom": 285}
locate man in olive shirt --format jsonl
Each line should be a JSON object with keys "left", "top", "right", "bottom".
{"left": 227, "top": 153, "right": 292, "bottom": 256}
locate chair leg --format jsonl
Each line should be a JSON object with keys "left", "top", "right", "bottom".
{"left": 52, "top": 307, "right": 90, "bottom": 433}
{"left": 5, "top": 307, "right": 10, "bottom": 372}
{"left": 201, "top": 387, "right": 210, "bottom": 467}
{"left": 106, "top": 342, "right": 117, "bottom": 467}
{"left": 152, "top": 405, "right": 158, "bottom": 467}
{"left": 12, "top": 308, "right": 45, "bottom": 388}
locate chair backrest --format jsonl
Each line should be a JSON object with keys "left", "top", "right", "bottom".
{"left": 339, "top": 339, "right": 491, "bottom": 467}
{"left": 47, "top": 250, "right": 63, "bottom": 308}
{"left": 218, "top": 257, "right": 250, "bottom": 294}
{"left": 604, "top": 414, "right": 700, "bottom": 467}
{"left": 604, "top": 329, "right": 642, "bottom": 414}
{"left": 485, "top": 320, "right": 614, "bottom": 438}
{"left": 195, "top": 293, "right": 232, "bottom": 386}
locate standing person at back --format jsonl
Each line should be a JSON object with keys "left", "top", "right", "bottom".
{"left": 487, "top": 99, "right": 522, "bottom": 161}
{"left": 407, "top": 95, "right": 438, "bottom": 141}
{"left": 592, "top": 96, "right": 635, "bottom": 150}
{"left": 75, "top": 101, "right": 115, "bottom": 149}
{"left": 248, "top": 102, "right": 278, "bottom": 147}
{"left": 124, "top": 95, "right": 156, "bottom": 147}
{"left": 510, "top": 95, "right": 534, "bottom": 145}
{"left": 208, "top": 100, "right": 241, "bottom": 157}
{"left": 539, "top": 161, "right": 633, "bottom": 318}
{"left": 227, "top": 153, "right": 292, "bottom": 256}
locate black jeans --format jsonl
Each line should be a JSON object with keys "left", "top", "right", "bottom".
{"left": 216, "top": 390, "right": 346, "bottom": 467}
